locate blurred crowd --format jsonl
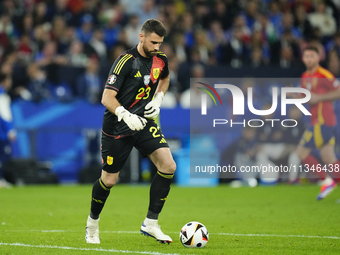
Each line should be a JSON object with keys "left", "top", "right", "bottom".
{"left": 1, "top": 0, "right": 340, "bottom": 104}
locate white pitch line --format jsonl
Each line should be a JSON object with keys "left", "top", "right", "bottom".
{"left": 0, "top": 242, "right": 187, "bottom": 255}
{"left": 216, "top": 233, "right": 340, "bottom": 239}
{"left": 4, "top": 229, "right": 340, "bottom": 240}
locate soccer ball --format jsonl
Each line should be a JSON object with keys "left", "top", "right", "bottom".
{"left": 179, "top": 221, "right": 209, "bottom": 248}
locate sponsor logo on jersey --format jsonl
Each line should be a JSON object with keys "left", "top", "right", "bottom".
{"left": 153, "top": 68, "right": 160, "bottom": 80}
{"left": 107, "top": 156, "right": 113, "bottom": 165}
{"left": 134, "top": 71, "right": 142, "bottom": 77}
{"left": 107, "top": 75, "right": 117, "bottom": 84}
{"left": 144, "top": 75, "right": 150, "bottom": 85}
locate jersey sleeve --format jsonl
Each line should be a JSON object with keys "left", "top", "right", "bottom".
{"left": 105, "top": 54, "right": 134, "bottom": 92}
{"left": 324, "top": 77, "right": 340, "bottom": 91}
{"left": 157, "top": 52, "right": 169, "bottom": 79}
{"left": 321, "top": 73, "right": 340, "bottom": 92}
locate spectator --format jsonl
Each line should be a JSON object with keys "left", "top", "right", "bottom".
{"left": 34, "top": 40, "right": 67, "bottom": 85}
{"left": 268, "top": 0, "right": 283, "bottom": 32}
{"left": 249, "top": 30, "right": 270, "bottom": 64}
{"left": 207, "top": 20, "right": 228, "bottom": 64}
{"left": 221, "top": 27, "right": 248, "bottom": 67}
{"left": 76, "top": 57, "right": 102, "bottom": 104}
{"left": 180, "top": 64, "right": 211, "bottom": 108}
{"left": 33, "top": 25, "right": 50, "bottom": 52}
{"left": 86, "top": 28, "right": 107, "bottom": 61}
{"left": 193, "top": 1, "right": 210, "bottom": 29}
{"left": 293, "top": 4, "right": 313, "bottom": 40}
{"left": 35, "top": 40, "right": 67, "bottom": 67}
{"left": 277, "top": 12, "right": 302, "bottom": 39}
{"left": 249, "top": 47, "right": 267, "bottom": 67}
{"left": 208, "top": 20, "right": 228, "bottom": 49}
{"left": 230, "top": 15, "right": 251, "bottom": 42}
{"left": 279, "top": 45, "right": 295, "bottom": 68}
{"left": 1, "top": 0, "right": 23, "bottom": 19}
{"left": 243, "top": 0, "right": 260, "bottom": 30}
{"left": 253, "top": 13, "right": 277, "bottom": 44}
{"left": 271, "top": 30, "right": 300, "bottom": 65}
{"left": 67, "top": 40, "right": 88, "bottom": 67}
{"left": 81, "top": 0, "right": 100, "bottom": 26}
{"left": 15, "top": 13, "right": 34, "bottom": 38}
{"left": 103, "top": 18, "right": 120, "bottom": 49}
{"left": 51, "top": 16, "right": 68, "bottom": 54}
{"left": 124, "top": 15, "right": 141, "bottom": 48}
{"left": 289, "top": 0, "right": 313, "bottom": 14}
{"left": 120, "top": 0, "right": 144, "bottom": 16}
{"left": 194, "top": 30, "right": 211, "bottom": 64}
{"left": 0, "top": 73, "right": 16, "bottom": 188}
{"left": 160, "top": 1, "right": 179, "bottom": 31}
{"left": 325, "top": 32, "right": 340, "bottom": 56}
{"left": 0, "top": 14, "right": 15, "bottom": 51}
{"left": 2, "top": 50, "right": 31, "bottom": 101}
{"left": 308, "top": 1, "right": 336, "bottom": 38}
{"left": 32, "top": 1, "right": 49, "bottom": 26}
{"left": 172, "top": 33, "right": 189, "bottom": 63}
{"left": 207, "top": 0, "right": 235, "bottom": 31}
{"left": 159, "top": 42, "right": 173, "bottom": 59}
{"left": 327, "top": 49, "right": 340, "bottom": 77}
{"left": 167, "top": 56, "right": 181, "bottom": 97}
{"left": 75, "top": 14, "right": 94, "bottom": 44}
{"left": 110, "top": 43, "right": 128, "bottom": 63}
{"left": 27, "top": 63, "right": 50, "bottom": 102}
{"left": 138, "top": 0, "right": 158, "bottom": 23}
{"left": 180, "top": 12, "right": 195, "bottom": 48}
{"left": 51, "top": 0, "right": 73, "bottom": 25}
{"left": 17, "top": 34, "right": 37, "bottom": 65}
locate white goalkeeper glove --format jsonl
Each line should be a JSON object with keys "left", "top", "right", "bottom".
{"left": 115, "top": 106, "right": 147, "bottom": 131}
{"left": 144, "top": 92, "right": 164, "bottom": 119}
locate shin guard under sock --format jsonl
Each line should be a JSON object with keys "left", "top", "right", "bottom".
{"left": 303, "top": 155, "right": 326, "bottom": 179}
{"left": 328, "top": 160, "right": 340, "bottom": 183}
{"left": 90, "top": 178, "right": 111, "bottom": 219}
{"left": 147, "top": 171, "right": 173, "bottom": 219}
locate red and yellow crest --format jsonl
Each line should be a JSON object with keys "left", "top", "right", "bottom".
{"left": 107, "top": 156, "right": 113, "bottom": 165}
{"left": 153, "top": 68, "right": 160, "bottom": 80}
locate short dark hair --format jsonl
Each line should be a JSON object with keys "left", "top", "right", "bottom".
{"left": 303, "top": 45, "right": 319, "bottom": 54}
{"left": 141, "top": 19, "right": 167, "bottom": 37}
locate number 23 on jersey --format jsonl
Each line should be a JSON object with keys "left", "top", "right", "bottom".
{"left": 136, "top": 87, "right": 151, "bottom": 100}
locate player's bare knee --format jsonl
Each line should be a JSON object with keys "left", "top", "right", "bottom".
{"left": 104, "top": 179, "right": 117, "bottom": 188}
{"left": 321, "top": 154, "right": 336, "bottom": 165}
{"left": 162, "top": 160, "right": 176, "bottom": 174}
{"left": 101, "top": 175, "right": 118, "bottom": 188}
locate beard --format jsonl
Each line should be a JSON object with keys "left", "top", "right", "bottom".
{"left": 306, "top": 62, "right": 318, "bottom": 70}
{"left": 143, "top": 44, "right": 157, "bottom": 58}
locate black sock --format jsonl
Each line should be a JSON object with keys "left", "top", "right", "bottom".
{"left": 90, "top": 178, "right": 111, "bottom": 219}
{"left": 147, "top": 171, "right": 173, "bottom": 220}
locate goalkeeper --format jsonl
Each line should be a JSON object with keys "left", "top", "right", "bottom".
{"left": 85, "top": 19, "right": 176, "bottom": 245}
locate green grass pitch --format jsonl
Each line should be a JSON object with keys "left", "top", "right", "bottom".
{"left": 1, "top": 184, "right": 339, "bottom": 254}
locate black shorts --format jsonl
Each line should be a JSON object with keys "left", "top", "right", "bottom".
{"left": 101, "top": 121, "right": 169, "bottom": 173}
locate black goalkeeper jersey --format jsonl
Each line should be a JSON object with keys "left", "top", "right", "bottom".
{"left": 102, "top": 46, "right": 169, "bottom": 138}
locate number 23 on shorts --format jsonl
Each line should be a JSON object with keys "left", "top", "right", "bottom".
{"left": 150, "top": 126, "right": 167, "bottom": 143}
